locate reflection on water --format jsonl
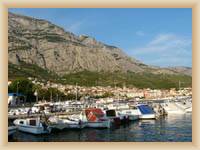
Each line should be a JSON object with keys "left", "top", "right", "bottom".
{"left": 9, "top": 113, "right": 192, "bottom": 142}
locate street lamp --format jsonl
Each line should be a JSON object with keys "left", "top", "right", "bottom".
{"left": 34, "top": 90, "right": 38, "bottom": 103}
{"left": 76, "top": 83, "right": 78, "bottom": 102}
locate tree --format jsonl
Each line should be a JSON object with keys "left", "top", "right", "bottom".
{"left": 102, "top": 92, "right": 114, "bottom": 98}
{"left": 8, "top": 78, "right": 35, "bottom": 103}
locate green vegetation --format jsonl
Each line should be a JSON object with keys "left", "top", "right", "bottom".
{"left": 9, "top": 62, "right": 59, "bottom": 83}
{"left": 45, "top": 35, "right": 66, "bottom": 43}
{"left": 9, "top": 63, "right": 192, "bottom": 89}
{"left": 8, "top": 78, "right": 36, "bottom": 102}
{"left": 62, "top": 70, "right": 191, "bottom": 89}
{"left": 90, "top": 92, "right": 115, "bottom": 99}
{"left": 8, "top": 78, "right": 69, "bottom": 103}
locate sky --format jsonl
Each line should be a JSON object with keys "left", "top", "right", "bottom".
{"left": 9, "top": 8, "right": 192, "bottom": 67}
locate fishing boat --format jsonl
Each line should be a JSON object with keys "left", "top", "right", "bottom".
{"left": 48, "top": 115, "right": 86, "bottom": 130}
{"left": 116, "top": 110, "right": 130, "bottom": 124}
{"left": 13, "top": 117, "right": 51, "bottom": 134}
{"left": 137, "top": 104, "right": 156, "bottom": 119}
{"left": 80, "top": 108, "right": 111, "bottom": 128}
{"left": 117, "top": 107, "right": 140, "bottom": 121}
{"left": 104, "top": 109, "right": 121, "bottom": 126}
{"left": 8, "top": 126, "right": 17, "bottom": 136}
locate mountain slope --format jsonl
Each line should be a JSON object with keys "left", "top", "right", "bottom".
{"left": 8, "top": 12, "right": 151, "bottom": 75}
{"left": 8, "top": 12, "right": 192, "bottom": 76}
{"left": 9, "top": 62, "right": 192, "bottom": 89}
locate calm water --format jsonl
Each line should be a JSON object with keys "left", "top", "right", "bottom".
{"left": 9, "top": 113, "right": 192, "bottom": 142}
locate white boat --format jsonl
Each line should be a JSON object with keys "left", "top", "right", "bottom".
{"left": 175, "top": 101, "right": 192, "bottom": 113}
{"left": 185, "top": 107, "right": 192, "bottom": 113}
{"left": 8, "top": 126, "right": 17, "bottom": 136}
{"left": 162, "top": 102, "right": 186, "bottom": 114}
{"left": 117, "top": 107, "right": 139, "bottom": 121}
{"left": 139, "top": 113, "right": 156, "bottom": 119}
{"left": 13, "top": 117, "right": 51, "bottom": 134}
{"left": 86, "top": 120, "right": 110, "bottom": 128}
{"left": 48, "top": 115, "right": 86, "bottom": 130}
{"left": 137, "top": 104, "right": 156, "bottom": 119}
{"left": 80, "top": 108, "right": 111, "bottom": 128}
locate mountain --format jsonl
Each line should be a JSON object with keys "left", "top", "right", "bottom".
{"left": 8, "top": 12, "right": 147, "bottom": 75}
{"left": 166, "top": 66, "right": 192, "bottom": 76}
{"left": 8, "top": 12, "right": 192, "bottom": 88}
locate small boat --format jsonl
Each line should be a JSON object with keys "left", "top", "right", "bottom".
{"left": 175, "top": 102, "right": 192, "bottom": 113}
{"left": 137, "top": 104, "right": 156, "bottom": 119}
{"left": 116, "top": 111, "right": 130, "bottom": 124}
{"left": 117, "top": 107, "right": 139, "bottom": 121}
{"left": 104, "top": 109, "right": 121, "bottom": 126}
{"left": 13, "top": 117, "right": 51, "bottom": 134}
{"left": 48, "top": 115, "right": 86, "bottom": 130}
{"left": 185, "top": 107, "right": 192, "bottom": 113}
{"left": 80, "top": 108, "right": 111, "bottom": 128}
{"left": 8, "top": 126, "right": 17, "bottom": 136}
{"left": 162, "top": 102, "right": 186, "bottom": 114}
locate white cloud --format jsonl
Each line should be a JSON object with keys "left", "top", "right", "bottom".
{"left": 133, "top": 33, "right": 191, "bottom": 54}
{"left": 130, "top": 33, "right": 192, "bottom": 67}
{"left": 136, "top": 31, "right": 145, "bottom": 36}
{"left": 149, "top": 33, "right": 176, "bottom": 45}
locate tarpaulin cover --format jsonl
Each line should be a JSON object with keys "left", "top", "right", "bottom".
{"left": 85, "top": 108, "right": 104, "bottom": 121}
{"left": 137, "top": 105, "right": 154, "bottom": 114}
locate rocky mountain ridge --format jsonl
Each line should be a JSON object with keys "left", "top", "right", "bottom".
{"left": 8, "top": 12, "right": 192, "bottom": 77}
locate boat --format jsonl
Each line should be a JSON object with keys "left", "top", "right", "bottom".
{"left": 117, "top": 107, "right": 140, "bottom": 121}
{"left": 175, "top": 101, "right": 192, "bottom": 113}
{"left": 116, "top": 111, "right": 130, "bottom": 124}
{"left": 104, "top": 109, "right": 121, "bottom": 126}
{"left": 8, "top": 126, "right": 17, "bottom": 136}
{"left": 48, "top": 115, "right": 86, "bottom": 130}
{"left": 137, "top": 104, "right": 156, "bottom": 119}
{"left": 13, "top": 117, "right": 51, "bottom": 134}
{"left": 185, "top": 106, "right": 192, "bottom": 113}
{"left": 80, "top": 108, "right": 111, "bottom": 128}
{"left": 162, "top": 102, "right": 186, "bottom": 114}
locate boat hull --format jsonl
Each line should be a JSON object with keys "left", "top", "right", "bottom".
{"left": 163, "top": 103, "right": 186, "bottom": 114}
{"left": 14, "top": 124, "right": 50, "bottom": 134}
{"left": 86, "top": 121, "right": 110, "bottom": 128}
{"left": 129, "top": 115, "right": 139, "bottom": 121}
{"left": 139, "top": 114, "right": 156, "bottom": 119}
{"left": 8, "top": 126, "right": 17, "bottom": 136}
{"left": 165, "top": 110, "right": 185, "bottom": 114}
{"left": 49, "top": 123, "right": 68, "bottom": 130}
{"left": 185, "top": 107, "right": 192, "bottom": 113}
{"left": 13, "top": 119, "right": 51, "bottom": 135}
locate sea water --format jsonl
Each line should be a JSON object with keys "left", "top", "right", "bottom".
{"left": 9, "top": 113, "right": 192, "bottom": 142}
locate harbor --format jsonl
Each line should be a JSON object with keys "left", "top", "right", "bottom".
{"left": 8, "top": 95, "right": 192, "bottom": 142}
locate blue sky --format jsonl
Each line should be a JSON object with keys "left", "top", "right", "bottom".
{"left": 9, "top": 8, "right": 192, "bottom": 67}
